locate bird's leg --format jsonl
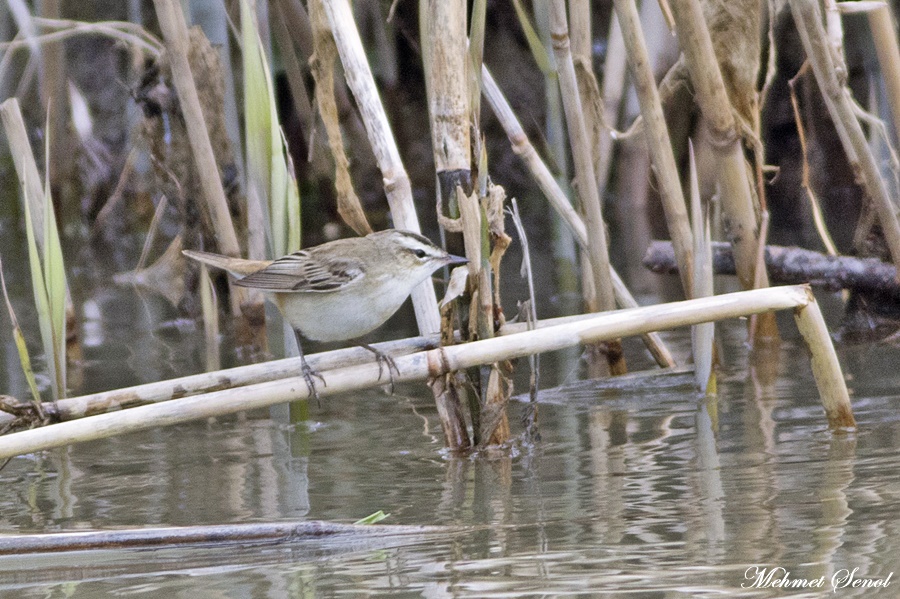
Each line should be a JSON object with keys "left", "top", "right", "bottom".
{"left": 295, "top": 329, "right": 326, "bottom": 404}
{"left": 358, "top": 343, "right": 400, "bottom": 394}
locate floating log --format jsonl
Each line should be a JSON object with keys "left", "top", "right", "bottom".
{"left": 643, "top": 240, "right": 900, "bottom": 299}
{"left": 0, "top": 520, "right": 453, "bottom": 555}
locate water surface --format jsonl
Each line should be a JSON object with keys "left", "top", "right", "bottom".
{"left": 1, "top": 300, "right": 898, "bottom": 597}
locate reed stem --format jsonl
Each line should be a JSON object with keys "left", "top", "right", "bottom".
{"left": 0, "top": 285, "right": 852, "bottom": 460}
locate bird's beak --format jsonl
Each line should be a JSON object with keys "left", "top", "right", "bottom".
{"left": 445, "top": 254, "right": 468, "bottom": 265}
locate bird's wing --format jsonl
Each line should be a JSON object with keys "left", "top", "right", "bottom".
{"left": 234, "top": 250, "right": 364, "bottom": 292}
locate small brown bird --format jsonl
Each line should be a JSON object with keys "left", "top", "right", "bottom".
{"left": 184, "top": 229, "right": 466, "bottom": 399}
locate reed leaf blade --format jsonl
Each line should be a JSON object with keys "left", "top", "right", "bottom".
{"left": 22, "top": 186, "right": 58, "bottom": 400}
{"left": 0, "top": 257, "right": 44, "bottom": 409}
{"left": 689, "top": 142, "right": 714, "bottom": 395}
{"left": 241, "top": 0, "right": 301, "bottom": 258}
{"left": 43, "top": 117, "right": 67, "bottom": 397}
{"left": 511, "top": 0, "right": 553, "bottom": 75}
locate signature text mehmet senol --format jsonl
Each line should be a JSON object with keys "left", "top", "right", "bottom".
{"left": 741, "top": 567, "right": 893, "bottom": 592}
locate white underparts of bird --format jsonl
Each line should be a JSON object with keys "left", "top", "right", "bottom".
{"left": 183, "top": 229, "right": 467, "bottom": 401}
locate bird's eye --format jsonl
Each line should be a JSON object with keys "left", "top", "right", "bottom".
{"left": 413, "top": 249, "right": 427, "bottom": 259}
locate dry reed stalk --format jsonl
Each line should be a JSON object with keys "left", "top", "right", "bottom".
{"left": 567, "top": 0, "right": 608, "bottom": 337}
{"left": 788, "top": 65, "right": 839, "bottom": 256}
{"left": 0, "top": 313, "right": 606, "bottom": 429}
{"left": 461, "top": 182, "right": 513, "bottom": 445}
{"left": 612, "top": 0, "right": 694, "bottom": 296}
{"left": 458, "top": 190, "right": 488, "bottom": 338}
{"left": 597, "top": 14, "right": 627, "bottom": 194}
{"left": 151, "top": 0, "right": 254, "bottom": 330}
{"left": 509, "top": 198, "right": 540, "bottom": 429}
{"left": 0, "top": 285, "right": 853, "bottom": 459}
{"left": 481, "top": 66, "right": 676, "bottom": 369}
{"left": 481, "top": 69, "right": 582, "bottom": 237}
{"left": 668, "top": 0, "right": 779, "bottom": 341}
{"left": 107, "top": 314, "right": 608, "bottom": 416}
{"left": 0, "top": 314, "right": 616, "bottom": 427}
{"left": 697, "top": 0, "right": 767, "bottom": 232}
{"left": 0, "top": 338, "right": 437, "bottom": 428}
{"left": 13, "top": 17, "right": 164, "bottom": 55}
{"left": 612, "top": 0, "right": 676, "bottom": 298}
{"left": 319, "top": 0, "right": 468, "bottom": 449}
{"left": 867, "top": 3, "right": 900, "bottom": 166}
{"left": 789, "top": 0, "right": 900, "bottom": 274}
{"left": 421, "top": 0, "right": 471, "bottom": 199}
{"left": 793, "top": 296, "right": 855, "bottom": 429}
{"left": 548, "top": 0, "right": 615, "bottom": 313}
{"left": 308, "top": 0, "right": 372, "bottom": 235}
{"left": 567, "top": 0, "right": 605, "bottom": 189}
{"left": 38, "top": 0, "right": 67, "bottom": 186}
{"left": 270, "top": 0, "right": 336, "bottom": 185}
{"left": 697, "top": 0, "right": 762, "bottom": 129}
{"left": 151, "top": 0, "right": 241, "bottom": 259}
{"left": 280, "top": 0, "right": 373, "bottom": 178}
{"left": 458, "top": 189, "right": 506, "bottom": 444}
{"left": 548, "top": 0, "right": 627, "bottom": 375}
{"left": 823, "top": 0, "right": 847, "bottom": 78}
{"left": 468, "top": 0, "right": 486, "bottom": 125}
{"left": 567, "top": 0, "right": 590, "bottom": 60}
{"left": 530, "top": 0, "right": 581, "bottom": 304}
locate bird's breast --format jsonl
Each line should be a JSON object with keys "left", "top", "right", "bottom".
{"left": 273, "top": 280, "right": 413, "bottom": 342}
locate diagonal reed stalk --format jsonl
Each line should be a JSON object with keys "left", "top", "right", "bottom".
{"left": 307, "top": 0, "right": 372, "bottom": 236}
{"left": 0, "top": 285, "right": 854, "bottom": 459}
{"left": 789, "top": 0, "right": 900, "bottom": 275}
{"left": 481, "top": 67, "right": 676, "bottom": 369}
{"left": 0, "top": 314, "right": 609, "bottom": 429}
{"left": 151, "top": 0, "right": 242, "bottom": 260}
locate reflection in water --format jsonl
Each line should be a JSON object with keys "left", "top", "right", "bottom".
{"left": 0, "top": 289, "right": 899, "bottom": 596}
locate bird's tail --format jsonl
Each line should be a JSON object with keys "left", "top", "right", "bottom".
{"left": 182, "top": 250, "right": 271, "bottom": 278}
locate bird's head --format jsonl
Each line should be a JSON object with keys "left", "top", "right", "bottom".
{"left": 371, "top": 229, "right": 467, "bottom": 283}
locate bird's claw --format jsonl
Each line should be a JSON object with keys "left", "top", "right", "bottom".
{"left": 301, "top": 358, "right": 326, "bottom": 406}
{"left": 361, "top": 344, "right": 400, "bottom": 394}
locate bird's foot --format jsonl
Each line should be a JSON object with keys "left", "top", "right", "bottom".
{"left": 359, "top": 343, "right": 400, "bottom": 394}
{"left": 300, "top": 357, "right": 327, "bottom": 405}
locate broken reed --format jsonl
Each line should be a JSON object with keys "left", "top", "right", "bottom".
{"left": 0, "top": 286, "right": 854, "bottom": 461}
